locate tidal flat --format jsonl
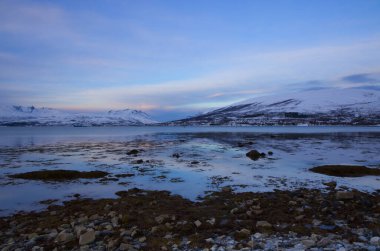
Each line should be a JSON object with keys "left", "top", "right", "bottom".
{"left": 0, "top": 126, "right": 379, "bottom": 250}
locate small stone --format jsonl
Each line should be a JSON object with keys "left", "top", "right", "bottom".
{"left": 60, "top": 224, "right": 71, "bottom": 229}
{"left": 107, "top": 239, "right": 118, "bottom": 249}
{"left": 150, "top": 226, "right": 159, "bottom": 233}
{"left": 79, "top": 229, "right": 96, "bottom": 246}
{"left": 80, "top": 246, "right": 90, "bottom": 251}
{"left": 253, "top": 210, "right": 263, "bottom": 215}
{"left": 310, "top": 233, "right": 319, "bottom": 241}
{"left": 317, "top": 237, "right": 332, "bottom": 247}
{"left": 294, "top": 243, "right": 304, "bottom": 249}
{"left": 164, "top": 233, "right": 173, "bottom": 239}
{"left": 48, "top": 229, "right": 58, "bottom": 239}
{"left": 312, "top": 219, "right": 322, "bottom": 226}
{"left": 55, "top": 230, "right": 74, "bottom": 243}
{"left": 230, "top": 208, "right": 238, "bottom": 214}
{"left": 28, "top": 233, "right": 38, "bottom": 239}
{"left": 130, "top": 229, "right": 138, "bottom": 237}
{"left": 323, "top": 181, "right": 337, "bottom": 189}
{"left": 247, "top": 240, "right": 255, "bottom": 247}
{"left": 111, "top": 217, "right": 119, "bottom": 226}
{"left": 296, "top": 207, "right": 304, "bottom": 213}
{"left": 288, "top": 201, "right": 297, "bottom": 206}
{"left": 336, "top": 191, "right": 354, "bottom": 200}
{"left": 119, "top": 243, "right": 131, "bottom": 251}
{"left": 295, "top": 215, "right": 304, "bottom": 220}
{"left": 221, "top": 186, "right": 232, "bottom": 192}
{"left": 77, "top": 216, "right": 88, "bottom": 224}
{"left": 253, "top": 232, "right": 262, "bottom": 239}
{"left": 370, "top": 236, "right": 380, "bottom": 245}
{"left": 75, "top": 225, "right": 86, "bottom": 237}
{"left": 206, "top": 218, "right": 215, "bottom": 225}
{"left": 108, "top": 211, "right": 117, "bottom": 217}
{"left": 1, "top": 245, "right": 12, "bottom": 251}
{"left": 256, "top": 221, "right": 272, "bottom": 228}
{"left": 138, "top": 236, "right": 146, "bottom": 242}
{"left": 302, "top": 239, "right": 315, "bottom": 248}
{"left": 237, "top": 228, "right": 251, "bottom": 236}
{"left": 89, "top": 214, "right": 100, "bottom": 220}
{"left": 194, "top": 220, "right": 202, "bottom": 228}
{"left": 155, "top": 214, "right": 169, "bottom": 224}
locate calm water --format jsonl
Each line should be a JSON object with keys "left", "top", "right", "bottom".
{"left": 0, "top": 126, "right": 379, "bottom": 216}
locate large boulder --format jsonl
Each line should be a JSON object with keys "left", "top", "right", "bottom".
{"left": 55, "top": 230, "right": 75, "bottom": 243}
{"left": 246, "top": 150, "right": 266, "bottom": 160}
{"left": 336, "top": 191, "right": 354, "bottom": 200}
{"left": 310, "top": 165, "right": 380, "bottom": 177}
{"left": 79, "top": 229, "right": 95, "bottom": 245}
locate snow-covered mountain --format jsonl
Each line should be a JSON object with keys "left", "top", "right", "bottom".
{"left": 0, "top": 106, "right": 157, "bottom": 126}
{"left": 167, "top": 88, "right": 380, "bottom": 126}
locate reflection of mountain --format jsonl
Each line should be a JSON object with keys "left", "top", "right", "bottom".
{"left": 0, "top": 106, "right": 157, "bottom": 126}
{"left": 167, "top": 88, "right": 380, "bottom": 126}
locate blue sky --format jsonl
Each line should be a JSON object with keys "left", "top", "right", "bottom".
{"left": 0, "top": 0, "right": 380, "bottom": 121}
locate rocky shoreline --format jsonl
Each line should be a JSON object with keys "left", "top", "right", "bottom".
{"left": 1, "top": 185, "right": 380, "bottom": 251}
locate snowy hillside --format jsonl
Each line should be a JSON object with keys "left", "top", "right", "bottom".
{"left": 0, "top": 106, "right": 157, "bottom": 126}
{"left": 167, "top": 88, "right": 380, "bottom": 126}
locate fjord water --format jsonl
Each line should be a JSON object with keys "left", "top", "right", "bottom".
{"left": 0, "top": 126, "right": 379, "bottom": 216}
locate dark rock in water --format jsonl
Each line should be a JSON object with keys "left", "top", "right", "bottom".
{"left": 172, "top": 153, "right": 181, "bottom": 158}
{"left": 191, "top": 161, "right": 200, "bottom": 165}
{"left": 237, "top": 141, "right": 253, "bottom": 147}
{"left": 323, "top": 181, "right": 337, "bottom": 189}
{"left": 115, "top": 173, "right": 135, "bottom": 178}
{"left": 221, "top": 186, "right": 233, "bottom": 193}
{"left": 246, "top": 150, "right": 266, "bottom": 160}
{"left": 99, "top": 177, "right": 119, "bottom": 182}
{"left": 127, "top": 149, "right": 139, "bottom": 155}
{"left": 115, "top": 191, "right": 128, "bottom": 197}
{"left": 310, "top": 165, "right": 380, "bottom": 177}
{"left": 115, "top": 188, "right": 145, "bottom": 197}
{"left": 132, "top": 159, "right": 144, "bottom": 164}
{"left": 267, "top": 151, "right": 273, "bottom": 155}
{"left": 39, "top": 199, "right": 59, "bottom": 205}
{"left": 9, "top": 170, "right": 109, "bottom": 181}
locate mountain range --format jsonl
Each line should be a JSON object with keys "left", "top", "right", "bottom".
{"left": 166, "top": 88, "right": 380, "bottom": 126}
{"left": 0, "top": 106, "right": 157, "bottom": 126}
{"left": 1, "top": 88, "right": 379, "bottom": 126}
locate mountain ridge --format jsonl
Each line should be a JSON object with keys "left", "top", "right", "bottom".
{"left": 0, "top": 105, "right": 157, "bottom": 126}
{"left": 165, "top": 88, "right": 380, "bottom": 126}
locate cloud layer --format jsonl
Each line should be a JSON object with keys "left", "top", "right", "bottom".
{"left": 0, "top": 0, "right": 380, "bottom": 120}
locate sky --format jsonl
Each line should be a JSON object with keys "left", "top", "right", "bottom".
{"left": 0, "top": 0, "right": 380, "bottom": 121}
